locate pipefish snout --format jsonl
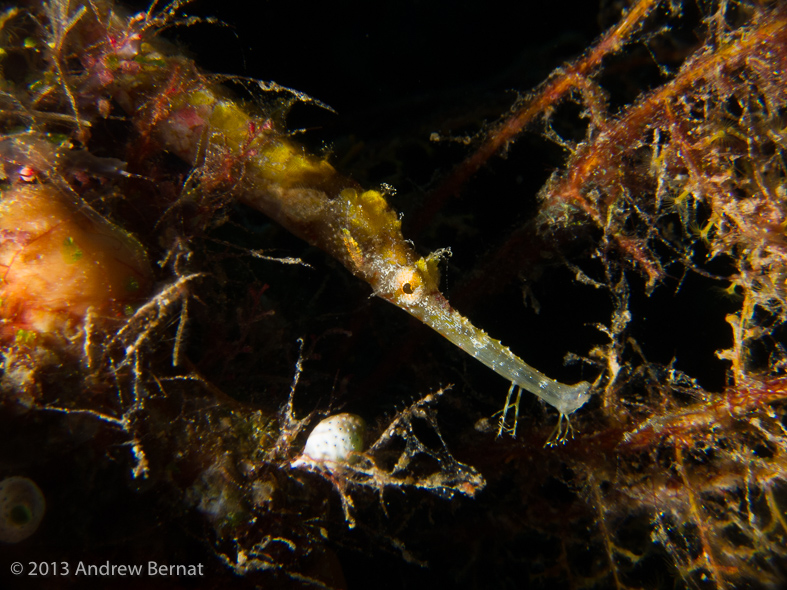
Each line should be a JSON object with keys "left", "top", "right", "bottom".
{"left": 375, "top": 256, "right": 592, "bottom": 440}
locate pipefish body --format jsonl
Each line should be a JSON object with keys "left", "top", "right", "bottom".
{"left": 223, "top": 129, "right": 593, "bottom": 440}
{"left": 89, "top": 28, "right": 592, "bottom": 438}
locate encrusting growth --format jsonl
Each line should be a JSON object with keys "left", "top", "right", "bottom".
{"left": 0, "top": 181, "right": 152, "bottom": 345}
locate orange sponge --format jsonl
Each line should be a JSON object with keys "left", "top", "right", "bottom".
{"left": 0, "top": 184, "right": 152, "bottom": 343}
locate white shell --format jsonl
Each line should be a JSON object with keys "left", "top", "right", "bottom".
{"left": 293, "top": 413, "right": 366, "bottom": 469}
{"left": 0, "top": 476, "right": 45, "bottom": 543}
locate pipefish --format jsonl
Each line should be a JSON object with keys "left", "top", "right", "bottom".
{"left": 96, "top": 37, "right": 592, "bottom": 439}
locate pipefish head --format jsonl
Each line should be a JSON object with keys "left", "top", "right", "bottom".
{"left": 379, "top": 254, "right": 443, "bottom": 308}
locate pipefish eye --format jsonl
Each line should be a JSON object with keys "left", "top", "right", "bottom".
{"left": 390, "top": 266, "right": 425, "bottom": 305}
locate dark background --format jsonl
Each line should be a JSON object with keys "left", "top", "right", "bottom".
{"left": 3, "top": 1, "right": 746, "bottom": 589}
